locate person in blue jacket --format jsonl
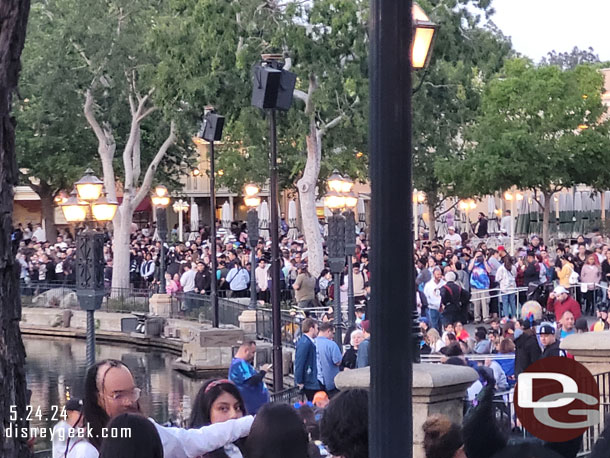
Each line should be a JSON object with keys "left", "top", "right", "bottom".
{"left": 294, "top": 318, "right": 320, "bottom": 401}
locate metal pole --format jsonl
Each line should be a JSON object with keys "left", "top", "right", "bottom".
{"left": 269, "top": 108, "right": 283, "bottom": 391}
{"left": 157, "top": 206, "right": 167, "bottom": 294}
{"left": 178, "top": 210, "right": 184, "bottom": 242}
{"left": 511, "top": 198, "right": 515, "bottom": 256}
{"left": 209, "top": 140, "right": 219, "bottom": 328}
{"left": 333, "top": 272, "right": 343, "bottom": 346}
{"left": 369, "top": 0, "right": 413, "bottom": 455}
{"left": 248, "top": 208, "right": 259, "bottom": 310}
{"left": 347, "top": 254, "right": 354, "bottom": 325}
{"left": 86, "top": 309, "right": 95, "bottom": 367}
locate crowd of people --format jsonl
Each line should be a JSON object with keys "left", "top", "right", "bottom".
{"left": 12, "top": 219, "right": 370, "bottom": 315}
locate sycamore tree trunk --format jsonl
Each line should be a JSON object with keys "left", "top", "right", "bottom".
{"left": 297, "top": 118, "right": 324, "bottom": 277}
{"left": 84, "top": 85, "right": 175, "bottom": 292}
{"left": 0, "top": 0, "right": 32, "bottom": 457}
{"left": 293, "top": 76, "right": 344, "bottom": 278}
{"left": 111, "top": 205, "right": 133, "bottom": 292}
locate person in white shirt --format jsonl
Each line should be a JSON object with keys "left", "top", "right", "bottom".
{"left": 66, "top": 359, "right": 252, "bottom": 458}
{"left": 423, "top": 267, "right": 446, "bottom": 332}
{"left": 180, "top": 263, "right": 197, "bottom": 311}
{"left": 255, "top": 258, "right": 270, "bottom": 303}
{"left": 52, "top": 399, "right": 83, "bottom": 458}
{"left": 443, "top": 226, "right": 462, "bottom": 249}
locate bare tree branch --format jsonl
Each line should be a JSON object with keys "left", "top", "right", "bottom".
{"left": 133, "top": 122, "right": 177, "bottom": 209}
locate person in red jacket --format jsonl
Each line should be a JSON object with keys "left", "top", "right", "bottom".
{"left": 546, "top": 286, "right": 582, "bottom": 321}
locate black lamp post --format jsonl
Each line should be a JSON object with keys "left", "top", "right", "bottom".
{"left": 245, "top": 184, "right": 261, "bottom": 310}
{"left": 344, "top": 205, "right": 357, "bottom": 326}
{"left": 327, "top": 206, "right": 345, "bottom": 347}
{"left": 61, "top": 169, "right": 118, "bottom": 368}
{"left": 152, "top": 185, "right": 170, "bottom": 294}
{"left": 251, "top": 54, "right": 296, "bottom": 391}
{"left": 197, "top": 107, "right": 225, "bottom": 328}
{"left": 369, "top": 0, "right": 437, "bottom": 456}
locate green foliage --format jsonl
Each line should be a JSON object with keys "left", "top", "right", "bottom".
{"left": 16, "top": 0, "right": 186, "bottom": 198}
{"left": 413, "top": 0, "right": 513, "bottom": 209}
{"left": 540, "top": 46, "right": 600, "bottom": 70}
{"left": 455, "top": 58, "right": 610, "bottom": 198}
{"left": 151, "top": 0, "right": 369, "bottom": 193}
{"left": 15, "top": 2, "right": 98, "bottom": 194}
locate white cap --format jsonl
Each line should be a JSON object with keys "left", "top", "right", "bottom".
{"left": 553, "top": 286, "right": 569, "bottom": 295}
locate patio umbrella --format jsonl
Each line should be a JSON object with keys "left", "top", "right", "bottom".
{"left": 487, "top": 196, "right": 499, "bottom": 235}
{"left": 287, "top": 200, "right": 299, "bottom": 240}
{"left": 190, "top": 201, "right": 199, "bottom": 233}
{"left": 221, "top": 201, "right": 232, "bottom": 229}
{"left": 357, "top": 197, "right": 367, "bottom": 232}
{"left": 259, "top": 200, "right": 270, "bottom": 240}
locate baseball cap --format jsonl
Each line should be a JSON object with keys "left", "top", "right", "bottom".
{"left": 537, "top": 322, "right": 555, "bottom": 335}
{"left": 419, "top": 317, "right": 430, "bottom": 326}
{"left": 553, "top": 286, "right": 569, "bottom": 295}
{"left": 497, "top": 245, "right": 506, "bottom": 252}
{"left": 448, "top": 226, "right": 456, "bottom": 231}
{"left": 65, "top": 399, "right": 83, "bottom": 412}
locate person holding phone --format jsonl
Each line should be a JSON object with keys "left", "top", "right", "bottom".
{"left": 229, "top": 342, "right": 271, "bottom": 415}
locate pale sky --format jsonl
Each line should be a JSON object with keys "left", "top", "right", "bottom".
{"left": 490, "top": 0, "right": 610, "bottom": 62}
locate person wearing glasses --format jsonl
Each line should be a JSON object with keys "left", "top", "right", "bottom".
{"left": 65, "top": 359, "right": 253, "bottom": 458}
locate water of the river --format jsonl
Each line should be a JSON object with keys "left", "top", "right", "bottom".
{"left": 24, "top": 336, "right": 216, "bottom": 452}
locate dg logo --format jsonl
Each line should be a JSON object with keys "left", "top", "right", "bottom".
{"left": 514, "top": 356, "right": 600, "bottom": 442}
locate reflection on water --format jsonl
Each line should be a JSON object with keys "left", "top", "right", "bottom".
{"left": 25, "top": 336, "right": 210, "bottom": 451}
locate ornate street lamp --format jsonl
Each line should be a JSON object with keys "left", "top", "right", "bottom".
{"left": 343, "top": 191, "right": 358, "bottom": 328}
{"left": 74, "top": 168, "right": 104, "bottom": 202}
{"left": 152, "top": 185, "right": 170, "bottom": 294}
{"left": 244, "top": 184, "right": 261, "bottom": 310}
{"left": 60, "top": 169, "right": 118, "bottom": 368}
{"left": 172, "top": 199, "right": 189, "bottom": 242}
{"left": 325, "top": 191, "right": 346, "bottom": 347}
{"left": 411, "top": 3, "right": 439, "bottom": 70}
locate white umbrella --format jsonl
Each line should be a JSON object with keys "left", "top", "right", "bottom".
{"left": 287, "top": 200, "right": 299, "bottom": 240}
{"left": 357, "top": 197, "right": 367, "bottom": 232}
{"left": 487, "top": 195, "right": 499, "bottom": 234}
{"left": 574, "top": 191, "right": 583, "bottom": 213}
{"left": 221, "top": 201, "right": 232, "bottom": 229}
{"left": 190, "top": 201, "right": 199, "bottom": 232}
{"left": 259, "top": 200, "right": 270, "bottom": 240}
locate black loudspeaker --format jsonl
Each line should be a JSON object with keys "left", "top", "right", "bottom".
{"left": 275, "top": 69, "right": 296, "bottom": 111}
{"left": 202, "top": 113, "right": 225, "bottom": 142}
{"left": 251, "top": 65, "right": 282, "bottom": 109}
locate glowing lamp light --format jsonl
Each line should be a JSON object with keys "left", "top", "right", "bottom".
{"left": 75, "top": 168, "right": 104, "bottom": 202}
{"left": 173, "top": 199, "right": 189, "bottom": 213}
{"left": 356, "top": 152, "right": 364, "bottom": 158}
{"left": 468, "top": 201, "right": 476, "bottom": 210}
{"left": 324, "top": 191, "right": 346, "bottom": 210}
{"left": 91, "top": 195, "right": 119, "bottom": 222}
{"left": 192, "top": 168, "right": 201, "bottom": 177}
{"left": 344, "top": 192, "right": 358, "bottom": 209}
{"left": 152, "top": 185, "right": 171, "bottom": 207}
{"left": 412, "top": 3, "right": 438, "bottom": 70}
{"left": 339, "top": 176, "right": 354, "bottom": 194}
{"left": 327, "top": 171, "right": 345, "bottom": 193}
{"left": 61, "top": 191, "right": 89, "bottom": 223}
{"left": 245, "top": 196, "right": 261, "bottom": 208}
{"left": 578, "top": 124, "right": 589, "bottom": 130}
{"left": 504, "top": 192, "right": 513, "bottom": 201}
{"left": 458, "top": 201, "right": 469, "bottom": 211}
{"left": 516, "top": 193, "right": 524, "bottom": 201}
{"left": 244, "top": 183, "right": 260, "bottom": 198}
